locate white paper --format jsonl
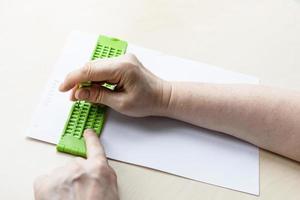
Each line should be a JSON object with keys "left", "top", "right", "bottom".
{"left": 27, "top": 31, "right": 259, "bottom": 195}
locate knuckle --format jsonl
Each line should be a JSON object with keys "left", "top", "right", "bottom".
{"left": 100, "top": 166, "right": 116, "bottom": 182}
{"left": 120, "top": 54, "right": 138, "bottom": 68}
{"left": 81, "top": 62, "right": 94, "bottom": 79}
{"left": 87, "top": 158, "right": 105, "bottom": 170}
{"left": 99, "top": 164, "right": 110, "bottom": 175}
{"left": 93, "top": 159, "right": 107, "bottom": 169}
{"left": 71, "top": 159, "right": 84, "bottom": 173}
{"left": 117, "top": 61, "right": 135, "bottom": 71}
{"left": 95, "top": 89, "right": 104, "bottom": 103}
{"left": 88, "top": 160, "right": 117, "bottom": 182}
{"left": 91, "top": 161, "right": 109, "bottom": 176}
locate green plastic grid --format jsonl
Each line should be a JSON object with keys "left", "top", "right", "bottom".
{"left": 57, "top": 35, "right": 127, "bottom": 157}
{"left": 80, "top": 35, "right": 128, "bottom": 89}
{"left": 91, "top": 35, "right": 127, "bottom": 59}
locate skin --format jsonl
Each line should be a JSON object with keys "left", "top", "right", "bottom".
{"left": 34, "top": 130, "right": 119, "bottom": 200}
{"left": 35, "top": 53, "right": 300, "bottom": 199}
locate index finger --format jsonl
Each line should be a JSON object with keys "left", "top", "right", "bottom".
{"left": 59, "top": 58, "right": 119, "bottom": 92}
{"left": 84, "top": 129, "right": 107, "bottom": 161}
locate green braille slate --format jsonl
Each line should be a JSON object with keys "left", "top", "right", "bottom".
{"left": 57, "top": 35, "right": 128, "bottom": 157}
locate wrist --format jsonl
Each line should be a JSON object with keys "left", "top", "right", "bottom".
{"left": 154, "top": 80, "right": 174, "bottom": 117}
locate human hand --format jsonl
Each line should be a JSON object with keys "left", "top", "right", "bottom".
{"left": 34, "top": 129, "right": 119, "bottom": 200}
{"left": 59, "top": 53, "right": 171, "bottom": 117}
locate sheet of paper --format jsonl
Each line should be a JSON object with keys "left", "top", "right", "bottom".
{"left": 27, "top": 31, "right": 259, "bottom": 195}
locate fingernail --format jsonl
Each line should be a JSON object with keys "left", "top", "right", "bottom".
{"left": 84, "top": 129, "right": 93, "bottom": 133}
{"left": 84, "top": 129, "right": 94, "bottom": 136}
{"left": 77, "top": 89, "right": 90, "bottom": 100}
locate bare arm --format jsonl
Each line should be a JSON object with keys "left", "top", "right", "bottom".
{"left": 161, "top": 83, "right": 300, "bottom": 161}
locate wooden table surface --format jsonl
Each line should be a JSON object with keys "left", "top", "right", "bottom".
{"left": 0, "top": 0, "right": 299, "bottom": 199}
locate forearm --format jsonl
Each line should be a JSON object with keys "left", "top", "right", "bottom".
{"left": 160, "top": 82, "right": 300, "bottom": 162}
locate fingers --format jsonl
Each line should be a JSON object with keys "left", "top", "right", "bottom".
{"left": 84, "top": 129, "right": 107, "bottom": 161}
{"left": 73, "top": 85, "right": 121, "bottom": 107}
{"left": 70, "top": 86, "right": 78, "bottom": 101}
{"left": 59, "top": 58, "right": 118, "bottom": 92}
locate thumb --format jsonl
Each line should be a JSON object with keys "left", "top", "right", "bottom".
{"left": 74, "top": 86, "right": 120, "bottom": 107}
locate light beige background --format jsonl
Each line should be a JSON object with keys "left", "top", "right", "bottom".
{"left": 0, "top": 0, "right": 300, "bottom": 199}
